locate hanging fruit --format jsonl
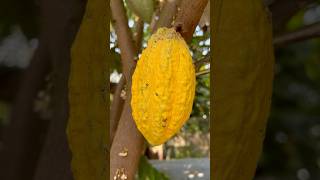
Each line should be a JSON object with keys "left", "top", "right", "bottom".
{"left": 131, "top": 27, "right": 196, "bottom": 146}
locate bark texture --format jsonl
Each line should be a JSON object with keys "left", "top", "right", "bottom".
{"left": 173, "top": 0, "right": 209, "bottom": 42}
{"left": 110, "top": 77, "right": 125, "bottom": 144}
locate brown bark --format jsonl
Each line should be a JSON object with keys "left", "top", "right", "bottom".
{"left": 110, "top": 76, "right": 125, "bottom": 144}
{"left": 110, "top": 95, "right": 145, "bottom": 179}
{"left": 33, "top": 0, "right": 86, "bottom": 179}
{"left": 134, "top": 18, "right": 144, "bottom": 52}
{"left": 152, "top": 0, "right": 182, "bottom": 32}
{"left": 110, "top": 82, "right": 119, "bottom": 94}
{"left": 110, "top": 0, "right": 208, "bottom": 179}
{"left": 110, "top": 0, "right": 143, "bottom": 179}
{"left": 173, "top": 0, "right": 209, "bottom": 42}
{"left": 111, "top": 0, "right": 137, "bottom": 82}
{"left": 109, "top": 17, "right": 145, "bottom": 144}
{"left": 109, "top": 17, "right": 144, "bottom": 144}
{"left": 109, "top": 0, "right": 138, "bottom": 146}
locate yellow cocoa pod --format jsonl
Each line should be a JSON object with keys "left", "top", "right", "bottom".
{"left": 131, "top": 27, "right": 196, "bottom": 146}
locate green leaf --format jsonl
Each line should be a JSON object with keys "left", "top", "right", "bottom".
{"left": 126, "top": 0, "right": 154, "bottom": 23}
{"left": 305, "top": 57, "right": 320, "bottom": 82}
{"left": 286, "top": 9, "right": 305, "bottom": 31}
{"left": 137, "top": 156, "right": 169, "bottom": 180}
{"left": 0, "top": 101, "right": 9, "bottom": 125}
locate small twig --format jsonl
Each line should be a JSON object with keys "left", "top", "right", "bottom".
{"left": 196, "top": 69, "right": 210, "bottom": 77}
{"left": 194, "top": 53, "right": 210, "bottom": 70}
{"left": 134, "top": 17, "right": 144, "bottom": 52}
{"left": 274, "top": 22, "right": 320, "bottom": 47}
{"left": 269, "top": 0, "right": 314, "bottom": 33}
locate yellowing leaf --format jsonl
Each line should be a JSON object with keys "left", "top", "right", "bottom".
{"left": 67, "top": 0, "right": 108, "bottom": 179}
{"left": 212, "top": 0, "right": 275, "bottom": 179}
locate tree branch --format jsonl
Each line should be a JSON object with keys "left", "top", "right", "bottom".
{"left": 152, "top": 0, "right": 182, "bottom": 33}
{"left": 110, "top": 1, "right": 141, "bottom": 146}
{"left": 111, "top": 0, "right": 137, "bottom": 81}
{"left": 173, "top": 0, "right": 209, "bottom": 42}
{"left": 269, "top": 0, "right": 314, "bottom": 34}
{"left": 134, "top": 17, "right": 144, "bottom": 53}
{"left": 274, "top": 22, "right": 320, "bottom": 47}
{"left": 196, "top": 69, "right": 210, "bottom": 76}
{"left": 194, "top": 53, "right": 210, "bottom": 70}
{"left": 110, "top": 76, "right": 125, "bottom": 144}
{"left": 109, "top": 11, "right": 144, "bottom": 144}
{"left": 110, "top": 0, "right": 143, "bottom": 179}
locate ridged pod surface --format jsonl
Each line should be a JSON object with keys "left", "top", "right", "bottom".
{"left": 131, "top": 27, "right": 196, "bottom": 146}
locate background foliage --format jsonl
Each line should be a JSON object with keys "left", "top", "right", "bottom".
{"left": 256, "top": 4, "right": 320, "bottom": 180}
